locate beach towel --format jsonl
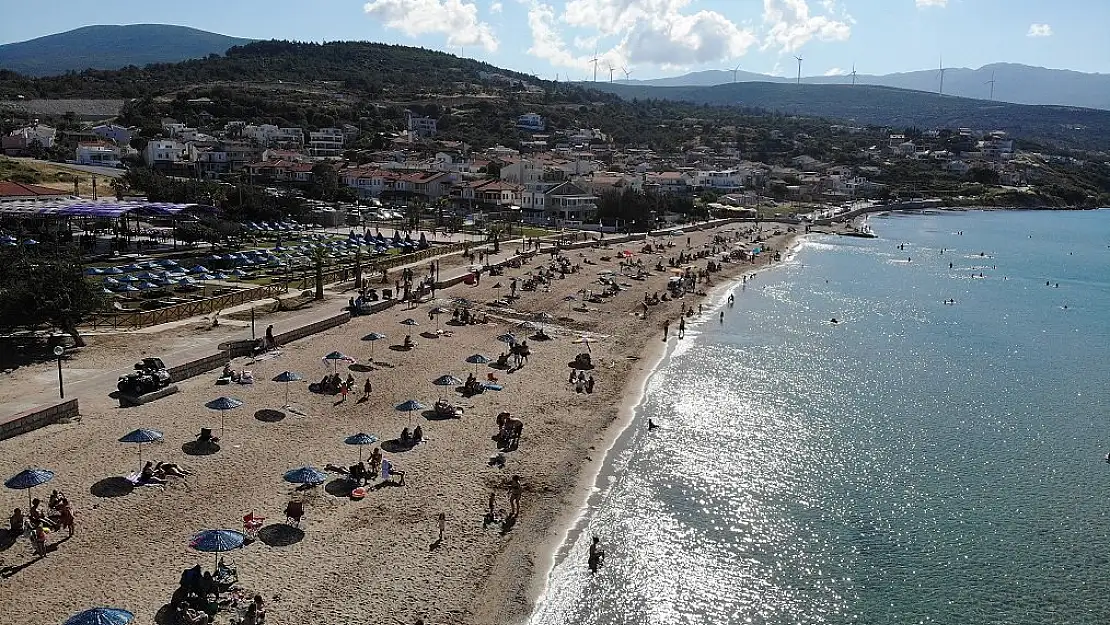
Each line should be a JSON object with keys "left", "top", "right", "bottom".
{"left": 483, "top": 383, "right": 504, "bottom": 391}
{"left": 381, "top": 459, "right": 391, "bottom": 481}
{"left": 125, "top": 472, "right": 164, "bottom": 487}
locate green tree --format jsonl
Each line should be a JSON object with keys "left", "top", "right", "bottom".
{"left": 0, "top": 248, "right": 106, "bottom": 346}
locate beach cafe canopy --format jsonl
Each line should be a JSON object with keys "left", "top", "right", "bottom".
{"left": 0, "top": 199, "right": 216, "bottom": 220}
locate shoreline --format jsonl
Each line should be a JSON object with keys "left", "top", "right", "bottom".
{"left": 0, "top": 220, "right": 837, "bottom": 625}
{"left": 519, "top": 227, "right": 812, "bottom": 621}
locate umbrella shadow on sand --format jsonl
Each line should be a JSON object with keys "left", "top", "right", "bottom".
{"left": 324, "top": 478, "right": 357, "bottom": 498}
{"left": 348, "top": 364, "right": 374, "bottom": 373}
{"left": 182, "top": 441, "right": 221, "bottom": 456}
{"left": 381, "top": 438, "right": 417, "bottom": 453}
{"left": 255, "top": 409, "right": 285, "bottom": 423}
{"left": 90, "top": 476, "right": 135, "bottom": 498}
{"left": 257, "top": 523, "right": 305, "bottom": 547}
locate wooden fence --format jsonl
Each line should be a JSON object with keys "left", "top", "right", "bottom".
{"left": 87, "top": 283, "right": 290, "bottom": 330}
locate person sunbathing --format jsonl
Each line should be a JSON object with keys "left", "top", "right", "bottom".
{"left": 155, "top": 461, "right": 191, "bottom": 478}
{"left": 140, "top": 461, "right": 167, "bottom": 484}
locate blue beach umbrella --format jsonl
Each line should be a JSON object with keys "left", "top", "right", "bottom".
{"left": 189, "top": 529, "right": 247, "bottom": 570}
{"left": 344, "top": 433, "right": 379, "bottom": 462}
{"left": 465, "top": 353, "right": 491, "bottom": 374}
{"left": 84, "top": 267, "right": 105, "bottom": 276}
{"left": 283, "top": 466, "right": 327, "bottom": 486}
{"left": 5, "top": 468, "right": 55, "bottom": 508}
{"left": 119, "top": 428, "right": 164, "bottom": 473}
{"left": 361, "top": 332, "right": 386, "bottom": 363}
{"left": 62, "top": 607, "right": 135, "bottom": 625}
{"left": 272, "top": 371, "right": 304, "bottom": 407}
{"left": 103, "top": 267, "right": 125, "bottom": 275}
{"left": 432, "top": 374, "right": 463, "bottom": 387}
{"left": 205, "top": 396, "right": 243, "bottom": 435}
{"left": 496, "top": 333, "right": 519, "bottom": 346}
{"left": 395, "top": 399, "right": 426, "bottom": 426}
{"left": 321, "top": 350, "right": 355, "bottom": 374}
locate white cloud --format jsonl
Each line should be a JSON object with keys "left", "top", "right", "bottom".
{"left": 1027, "top": 23, "right": 1053, "bottom": 37}
{"left": 762, "top": 0, "right": 852, "bottom": 53}
{"left": 491, "top": 1, "right": 503, "bottom": 12}
{"left": 915, "top": 0, "right": 947, "bottom": 7}
{"left": 824, "top": 67, "right": 845, "bottom": 76}
{"left": 363, "top": 0, "right": 499, "bottom": 51}
{"left": 524, "top": 0, "right": 756, "bottom": 70}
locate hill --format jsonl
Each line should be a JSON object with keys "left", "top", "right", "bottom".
{"left": 587, "top": 81, "right": 1110, "bottom": 151}
{"left": 0, "top": 24, "right": 253, "bottom": 77}
{"left": 622, "top": 63, "right": 1110, "bottom": 111}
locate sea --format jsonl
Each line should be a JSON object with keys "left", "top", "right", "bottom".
{"left": 530, "top": 209, "right": 1110, "bottom": 625}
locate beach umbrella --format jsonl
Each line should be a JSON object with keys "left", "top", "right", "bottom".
{"left": 432, "top": 374, "right": 462, "bottom": 402}
{"left": 84, "top": 267, "right": 105, "bottom": 276}
{"left": 118, "top": 428, "right": 164, "bottom": 473}
{"left": 158, "top": 259, "right": 179, "bottom": 267}
{"left": 189, "top": 529, "right": 247, "bottom": 571}
{"left": 103, "top": 267, "right": 124, "bottom": 275}
{"left": 400, "top": 318, "right": 418, "bottom": 327}
{"left": 119, "top": 264, "right": 141, "bottom": 272}
{"left": 102, "top": 277, "right": 119, "bottom": 286}
{"left": 189, "top": 265, "right": 210, "bottom": 274}
{"left": 5, "top": 468, "right": 55, "bottom": 509}
{"left": 496, "top": 333, "right": 519, "bottom": 346}
{"left": 62, "top": 607, "right": 135, "bottom": 625}
{"left": 116, "top": 274, "right": 139, "bottom": 283}
{"left": 361, "top": 332, "right": 386, "bottom": 363}
{"left": 534, "top": 311, "right": 554, "bottom": 334}
{"left": 137, "top": 281, "right": 160, "bottom": 290}
{"left": 429, "top": 306, "right": 450, "bottom": 333}
{"left": 205, "top": 396, "right": 243, "bottom": 435}
{"left": 120, "top": 285, "right": 140, "bottom": 293}
{"left": 321, "top": 351, "right": 355, "bottom": 374}
{"left": 271, "top": 371, "right": 304, "bottom": 407}
{"left": 395, "top": 399, "right": 426, "bottom": 427}
{"left": 465, "top": 353, "right": 491, "bottom": 374}
{"left": 344, "top": 433, "right": 379, "bottom": 462}
{"left": 283, "top": 466, "right": 327, "bottom": 486}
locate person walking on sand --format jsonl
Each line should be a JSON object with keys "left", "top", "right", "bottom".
{"left": 663, "top": 320, "right": 670, "bottom": 341}
{"left": 488, "top": 492, "right": 496, "bottom": 518}
{"left": 678, "top": 317, "right": 686, "bottom": 339}
{"left": 508, "top": 475, "right": 523, "bottom": 517}
{"left": 728, "top": 293, "right": 734, "bottom": 307}
{"left": 57, "top": 501, "right": 74, "bottom": 537}
{"left": 437, "top": 512, "right": 446, "bottom": 543}
{"left": 719, "top": 311, "right": 724, "bottom": 323}
{"left": 362, "top": 378, "right": 372, "bottom": 400}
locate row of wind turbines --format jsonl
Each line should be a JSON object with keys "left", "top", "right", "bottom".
{"left": 567, "top": 47, "right": 1000, "bottom": 101}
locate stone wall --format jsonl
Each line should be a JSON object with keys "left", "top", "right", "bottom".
{"left": 0, "top": 399, "right": 80, "bottom": 441}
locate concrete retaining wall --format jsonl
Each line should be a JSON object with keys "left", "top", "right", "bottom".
{"left": 168, "top": 352, "right": 230, "bottom": 382}
{"left": 273, "top": 312, "right": 350, "bottom": 345}
{"left": 0, "top": 399, "right": 80, "bottom": 441}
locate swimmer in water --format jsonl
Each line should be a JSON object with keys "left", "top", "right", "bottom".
{"left": 830, "top": 318, "right": 839, "bottom": 324}
{"left": 648, "top": 419, "right": 659, "bottom": 431}
{"left": 719, "top": 311, "right": 724, "bottom": 323}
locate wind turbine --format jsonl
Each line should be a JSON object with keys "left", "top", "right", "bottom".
{"left": 607, "top": 62, "right": 615, "bottom": 83}
{"left": 622, "top": 66, "right": 632, "bottom": 81}
{"left": 732, "top": 62, "right": 742, "bottom": 83}
{"left": 589, "top": 46, "right": 600, "bottom": 82}
{"left": 794, "top": 55, "right": 804, "bottom": 85}
{"left": 937, "top": 56, "right": 948, "bottom": 96}
{"left": 985, "top": 71, "right": 996, "bottom": 100}
{"left": 849, "top": 63, "right": 858, "bottom": 86}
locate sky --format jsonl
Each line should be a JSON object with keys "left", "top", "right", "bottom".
{"left": 1, "top": 0, "right": 1107, "bottom": 80}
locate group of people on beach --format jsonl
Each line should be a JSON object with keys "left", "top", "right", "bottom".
{"left": 8, "top": 490, "right": 75, "bottom": 558}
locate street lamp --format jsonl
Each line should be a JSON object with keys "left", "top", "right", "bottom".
{"left": 53, "top": 345, "right": 65, "bottom": 399}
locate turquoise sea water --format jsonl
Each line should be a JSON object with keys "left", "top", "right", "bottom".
{"left": 531, "top": 210, "right": 1110, "bottom": 625}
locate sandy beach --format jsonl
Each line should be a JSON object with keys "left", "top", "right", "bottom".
{"left": 0, "top": 220, "right": 842, "bottom": 624}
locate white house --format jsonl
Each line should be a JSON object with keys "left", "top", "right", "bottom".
{"left": 91, "top": 124, "right": 133, "bottom": 147}
{"left": 308, "top": 128, "right": 345, "bottom": 157}
{"left": 517, "top": 113, "right": 545, "bottom": 132}
{"left": 143, "top": 140, "right": 187, "bottom": 168}
{"left": 243, "top": 124, "right": 304, "bottom": 147}
{"left": 9, "top": 124, "right": 57, "bottom": 149}
{"left": 406, "top": 113, "right": 438, "bottom": 138}
{"left": 75, "top": 141, "right": 121, "bottom": 166}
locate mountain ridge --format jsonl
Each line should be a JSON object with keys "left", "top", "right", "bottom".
{"left": 618, "top": 63, "right": 1110, "bottom": 111}
{"left": 0, "top": 24, "right": 254, "bottom": 76}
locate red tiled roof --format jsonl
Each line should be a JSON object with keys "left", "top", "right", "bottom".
{"left": 0, "top": 181, "right": 70, "bottom": 197}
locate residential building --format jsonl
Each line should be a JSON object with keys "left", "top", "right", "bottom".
{"left": 91, "top": 124, "right": 133, "bottom": 146}
{"left": 143, "top": 140, "right": 187, "bottom": 168}
{"left": 459, "top": 179, "right": 523, "bottom": 207}
{"left": 75, "top": 141, "right": 122, "bottom": 166}
{"left": 308, "top": 128, "right": 345, "bottom": 157}
{"left": 539, "top": 182, "right": 598, "bottom": 225}
{"left": 517, "top": 113, "right": 545, "bottom": 132}
{"left": 243, "top": 124, "right": 304, "bottom": 147}
{"left": 8, "top": 124, "right": 57, "bottom": 149}
{"left": 406, "top": 113, "right": 438, "bottom": 138}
